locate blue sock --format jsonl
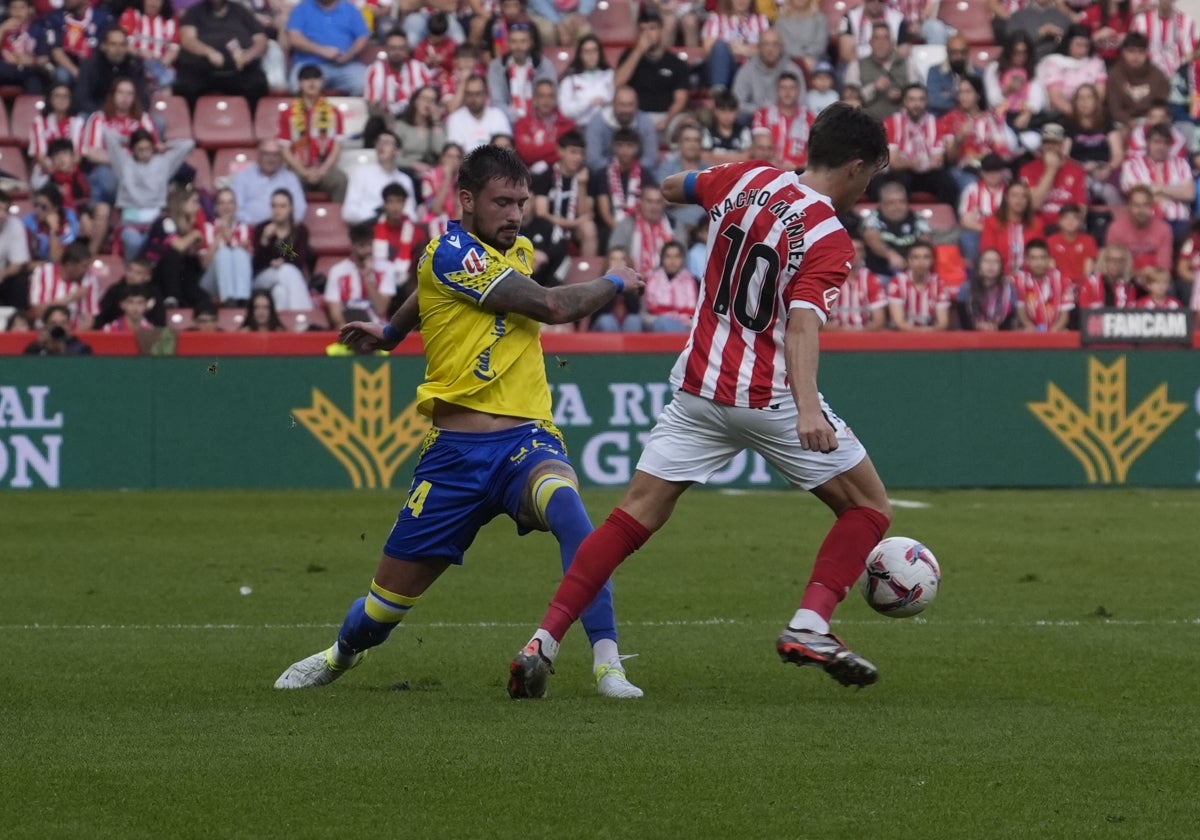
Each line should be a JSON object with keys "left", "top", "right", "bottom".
{"left": 336, "top": 581, "right": 420, "bottom": 656}
{"left": 535, "top": 475, "right": 617, "bottom": 647}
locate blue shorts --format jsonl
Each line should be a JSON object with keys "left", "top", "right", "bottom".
{"left": 383, "top": 421, "right": 571, "bottom": 564}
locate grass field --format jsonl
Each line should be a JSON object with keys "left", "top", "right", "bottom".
{"left": 3, "top": 488, "right": 1199, "bottom": 840}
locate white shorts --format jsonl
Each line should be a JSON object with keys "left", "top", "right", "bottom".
{"left": 636, "top": 391, "right": 868, "bottom": 491}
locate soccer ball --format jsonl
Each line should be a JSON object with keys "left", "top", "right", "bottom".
{"left": 860, "top": 537, "right": 941, "bottom": 618}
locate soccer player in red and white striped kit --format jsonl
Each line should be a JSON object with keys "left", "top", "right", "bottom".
{"left": 509, "top": 103, "right": 895, "bottom": 697}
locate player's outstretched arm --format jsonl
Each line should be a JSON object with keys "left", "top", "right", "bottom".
{"left": 661, "top": 171, "right": 700, "bottom": 206}
{"left": 339, "top": 290, "right": 420, "bottom": 353}
{"left": 484, "top": 267, "right": 645, "bottom": 325}
{"left": 785, "top": 307, "right": 839, "bottom": 454}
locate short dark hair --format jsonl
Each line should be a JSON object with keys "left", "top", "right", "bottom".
{"left": 120, "top": 285, "right": 148, "bottom": 301}
{"left": 102, "top": 24, "right": 127, "bottom": 44}
{"left": 712, "top": 90, "right": 739, "bottom": 112}
{"left": 35, "top": 183, "right": 65, "bottom": 211}
{"left": 1122, "top": 31, "right": 1148, "bottom": 50}
{"left": 1026, "top": 239, "right": 1049, "bottom": 254}
{"left": 612, "top": 127, "right": 642, "bottom": 152}
{"left": 806, "top": 102, "right": 890, "bottom": 171}
{"left": 375, "top": 130, "right": 401, "bottom": 149}
{"left": 298, "top": 64, "right": 323, "bottom": 81}
{"left": 907, "top": 241, "right": 934, "bottom": 256}
{"left": 778, "top": 71, "right": 801, "bottom": 86}
{"left": 47, "top": 138, "right": 75, "bottom": 157}
{"left": 129, "top": 128, "right": 155, "bottom": 149}
{"left": 902, "top": 83, "right": 926, "bottom": 99}
{"left": 660, "top": 240, "right": 685, "bottom": 260}
{"left": 128, "top": 257, "right": 153, "bottom": 272}
{"left": 558, "top": 128, "right": 585, "bottom": 149}
{"left": 427, "top": 11, "right": 449, "bottom": 36}
{"left": 456, "top": 144, "right": 532, "bottom": 195}
{"left": 62, "top": 241, "right": 90, "bottom": 265}
{"left": 349, "top": 221, "right": 376, "bottom": 244}
{"left": 1147, "top": 122, "right": 1174, "bottom": 143}
{"left": 1059, "top": 202, "right": 1083, "bottom": 216}
{"left": 381, "top": 182, "right": 409, "bottom": 202}
{"left": 42, "top": 304, "right": 70, "bottom": 323}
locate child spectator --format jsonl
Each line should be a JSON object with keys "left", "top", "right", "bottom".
{"left": 1045, "top": 203, "right": 1097, "bottom": 289}
{"left": 826, "top": 237, "right": 887, "bottom": 331}
{"left": 29, "top": 84, "right": 85, "bottom": 188}
{"left": 887, "top": 241, "right": 951, "bottom": 331}
{"left": 373, "top": 183, "right": 420, "bottom": 300}
{"left": 957, "top": 248, "right": 1017, "bottom": 331}
{"left": 189, "top": 302, "right": 221, "bottom": 331}
{"left": 700, "top": 90, "right": 753, "bottom": 166}
{"left": 958, "top": 153, "right": 1007, "bottom": 267}
{"left": 45, "top": 138, "right": 90, "bottom": 220}
{"left": 324, "top": 221, "right": 396, "bottom": 329}
{"left": 103, "top": 285, "right": 153, "bottom": 332}
{"left": 804, "top": 61, "right": 838, "bottom": 114}
{"left": 641, "top": 241, "right": 696, "bottom": 333}
{"left": 0, "top": 0, "right": 48, "bottom": 93}
{"left": 94, "top": 256, "right": 162, "bottom": 329}
{"left": 590, "top": 246, "right": 642, "bottom": 332}
{"left": 1015, "top": 239, "right": 1074, "bottom": 331}
{"left": 1136, "top": 267, "right": 1180, "bottom": 309}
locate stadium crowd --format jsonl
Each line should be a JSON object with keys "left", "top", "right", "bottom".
{"left": 2, "top": 0, "right": 1200, "bottom": 345}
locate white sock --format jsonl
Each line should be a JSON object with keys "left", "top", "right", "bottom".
{"left": 788, "top": 609, "right": 829, "bottom": 636}
{"left": 591, "top": 638, "right": 620, "bottom": 670}
{"left": 531, "top": 628, "right": 560, "bottom": 663}
{"left": 329, "top": 643, "right": 358, "bottom": 668}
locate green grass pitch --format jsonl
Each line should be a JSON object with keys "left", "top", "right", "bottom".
{"left": 3, "top": 488, "right": 1199, "bottom": 839}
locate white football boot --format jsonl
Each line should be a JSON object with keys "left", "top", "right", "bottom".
{"left": 274, "top": 645, "right": 364, "bottom": 689}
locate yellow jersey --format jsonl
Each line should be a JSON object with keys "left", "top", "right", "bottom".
{"left": 414, "top": 220, "right": 551, "bottom": 421}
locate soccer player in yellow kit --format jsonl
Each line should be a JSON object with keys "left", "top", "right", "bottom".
{"left": 275, "top": 145, "right": 647, "bottom": 698}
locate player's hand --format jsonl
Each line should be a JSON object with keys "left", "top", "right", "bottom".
{"left": 796, "top": 412, "right": 838, "bottom": 453}
{"left": 339, "top": 320, "right": 398, "bottom": 352}
{"left": 607, "top": 266, "right": 645, "bottom": 295}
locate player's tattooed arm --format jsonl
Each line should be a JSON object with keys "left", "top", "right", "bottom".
{"left": 483, "top": 268, "right": 645, "bottom": 325}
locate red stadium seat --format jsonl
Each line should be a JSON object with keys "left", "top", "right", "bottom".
{"left": 0, "top": 101, "right": 12, "bottom": 144}
{"left": 186, "top": 147, "right": 213, "bottom": 193}
{"left": 821, "top": 0, "right": 861, "bottom": 43}
{"left": 10, "top": 95, "right": 44, "bottom": 147}
{"left": 914, "top": 203, "right": 957, "bottom": 234}
{"left": 938, "top": 0, "right": 993, "bottom": 45}
{"left": 0, "top": 145, "right": 30, "bottom": 195}
{"left": 218, "top": 308, "right": 247, "bottom": 331}
{"left": 589, "top": 0, "right": 637, "bottom": 46}
{"left": 603, "top": 45, "right": 626, "bottom": 69}
{"left": 548, "top": 47, "right": 574, "bottom": 78}
{"left": 304, "top": 203, "right": 348, "bottom": 256}
{"left": 673, "top": 47, "right": 706, "bottom": 67}
{"left": 562, "top": 257, "right": 601, "bottom": 285}
{"left": 193, "top": 95, "right": 255, "bottom": 149}
{"left": 89, "top": 254, "right": 125, "bottom": 299}
{"left": 971, "top": 44, "right": 1002, "bottom": 71}
{"left": 254, "top": 96, "right": 292, "bottom": 143}
{"left": 314, "top": 253, "right": 344, "bottom": 280}
{"left": 153, "top": 94, "right": 192, "bottom": 141}
{"left": 280, "top": 309, "right": 330, "bottom": 331}
{"left": 212, "top": 147, "right": 258, "bottom": 184}
{"left": 6, "top": 197, "right": 31, "bottom": 218}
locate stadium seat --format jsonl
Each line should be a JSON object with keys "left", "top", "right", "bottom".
{"left": 357, "top": 43, "right": 385, "bottom": 65}
{"left": 0, "top": 85, "right": 22, "bottom": 103}
{"left": 186, "top": 147, "right": 213, "bottom": 192}
{"left": 314, "top": 253, "right": 344, "bottom": 280}
{"left": 914, "top": 204, "right": 957, "bottom": 235}
{"left": 971, "top": 45, "right": 1002, "bottom": 71}
{"left": 9, "top": 95, "right": 43, "bottom": 146}
{"left": 280, "top": 309, "right": 330, "bottom": 331}
{"left": 153, "top": 94, "right": 192, "bottom": 142}
{"left": 821, "top": 0, "right": 862, "bottom": 42}
{"left": 562, "top": 257, "right": 600, "bottom": 285}
{"left": 7, "top": 197, "right": 31, "bottom": 218}
{"left": 328, "top": 96, "right": 369, "bottom": 144}
{"left": 0, "top": 102, "right": 12, "bottom": 144}
{"left": 938, "top": 0, "right": 993, "bottom": 45}
{"left": 0, "top": 145, "right": 30, "bottom": 195}
{"left": 337, "top": 147, "right": 377, "bottom": 176}
{"left": 212, "top": 147, "right": 258, "bottom": 184}
{"left": 218, "top": 309, "right": 246, "bottom": 330}
{"left": 90, "top": 254, "right": 125, "bottom": 300}
{"left": 909, "top": 45, "right": 946, "bottom": 86}
{"left": 603, "top": 45, "right": 625, "bottom": 69}
{"left": 589, "top": 0, "right": 637, "bottom": 46}
{"left": 304, "top": 203, "right": 349, "bottom": 256}
{"left": 548, "top": 48, "right": 574, "bottom": 78}
{"left": 193, "top": 95, "right": 255, "bottom": 149}
{"left": 674, "top": 47, "right": 706, "bottom": 67}
{"left": 254, "top": 96, "right": 292, "bottom": 143}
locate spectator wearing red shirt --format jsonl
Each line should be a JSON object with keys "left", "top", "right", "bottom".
{"left": 514, "top": 79, "right": 575, "bottom": 173}
{"left": 1020, "top": 123, "right": 1087, "bottom": 229}
{"left": 1014, "top": 240, "right": 1074, "bottom": 332}
{"left": 372, "top": 182, "right": 421, "bottom": 299}
{"left": 980, "top": 180, "right": 1045, "bottom": 275}
{"left": 1045, "top": 204, "right": 1097, "bottom": 288}
{"left": 882, "top": 84, "right": 958, "bottom": 206}
{"left": 1078, "top": 244, "right": 1138, "bottom": 309}
{"left": 1136, "top": 266, "right": 1181, "bottom": 309}
{"left": 277, "top": 64, "right": 348, "bottom": 202}
{"left": 1105, "top": 184, "right": 1174, "bottom": 272}
{"left": 751, "top": 72, "right": 814, "bottom": 171}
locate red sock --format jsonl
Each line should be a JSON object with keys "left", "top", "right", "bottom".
{"left": 541, "top": 508, "right": 651, "bottom": 641}
{"left": 799, "top": 506, "right": 890, "bottom": 622}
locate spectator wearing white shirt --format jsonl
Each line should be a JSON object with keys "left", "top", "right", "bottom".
{"left": 556, "top": 34, "right": 613, "bottom": 127}
{"left": 445, "top": 74, "right": 513, "bottom": 152}
{"left": 341, "top": 132, "right": 419, "bottom": 224}
{"left": 324, "top": 222, "right": 396, "bottom": 329}
{"left": 231, "top": 139, "right": 308, "bottom": 227}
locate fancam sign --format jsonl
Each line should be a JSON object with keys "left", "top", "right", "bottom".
{"left": 1079, "top": 309, "right": 1192, "bottom": 345}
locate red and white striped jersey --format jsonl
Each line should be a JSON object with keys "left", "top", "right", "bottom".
{"left": 203, "top": 219, "right": 252, "bottom": 253}
{"left": 1137, "top": 295, "right": 1181, "bottom": 309}
{"left": 27, "top": 263, "right": 99, "bottom": 321}
{"left": 1130, "top": 8, "right": 1199, "bottom": 76}
{"left": 323, "top": 258, "right": 397, "bottom": 323}
{"left": 1014, "top": 268, "right": 1074, "bottom": 328}
{"left": 276, "top": 98, "right": 344, "bottom": 168}
{"left": 937, "top": 110, "right": 1015, "bottom": 165}
{"left": 364, "top": 58, "right": 434, "bottom": 113}
{"left": 701, "top": 13, "right": 771, "bottom": 46}
{"left": 958, "top": 179, "right": 1004, "bottom": 220}
{"left": 887, "top": 272, "right": 950, "bottom": 326}
{"left": 827, "top": 267, "right": 886, "bottom": 329}
{"left": 1125, "top": 122, "right": 1188, "bottom": 159}
{"left": 670, "top": 161, "right": 855, "bottom": 409}
{"left": 885, "top": 111, "right": 944, "bottom": 167}
{"left": 1118, "top": 155, "right": 1193, "bottom": 221}
{"left": 29, "top": 113, "right": 85, "bottom": 159}
{"left": 119, "top": 8, "right": 179, "bottom": 61}
{"left": 1075, "top": 274, "right": 1137, "bottom": 309}
{"left": 81, "top": 111, "right": 158, "bottom": 156}
{"left": 751, "top": 105, "right": 814, "bottom": 170}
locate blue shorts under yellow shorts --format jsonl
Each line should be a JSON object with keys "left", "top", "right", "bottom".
{"left": 383, "top": 421, "right": 571, "bottom": 564}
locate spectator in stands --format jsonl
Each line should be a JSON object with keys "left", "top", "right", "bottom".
{"left": 106, "top": 127, "right": 195, "bottom": 257}
{"left": 654, "top": 123, "right": 704, "bottom": 228}
{"left": 838, "top": 0, "right": 907, "bottom": 67}
{"left": 1125, "top": 101, "right": 1187, "bottom": 160}
{"left": 557, "top": 34, "right": 613, "bottom": 127}
{"left": 957, "top": 248, "right": 1017, "bottom": 331}
{"left": 393, "top": 85, "right": 446, "bottom": 175}
{"left": 926, "top": 34, "right": 978, "bottom": 117}
{"left": 94, "top": 257, "right": 163, "bottom": 329}
{"left": 1179, "top": 218, "right": 1200, "bottom": 302}
{"left": 590, "top": 246, "right": 642, "bottom": 331}
{"left": 440, "top": 43, "right": 486, "bottom": 113}
{"left": 445, "top": 73, "right": 513, "bottom": 152}
{"left": 887, "top": 241, "right": 951, "bottom": 331}
{"left": 526, "top": 0, "right": 592, "bottom": 50}
{"left": 1005, "top": 0, "right": 1071, "bottom": 62}
{"left": 0, "top": 0, "right": 49, "bottom": 94}
{"left": 1136, "top": 266, "right": 1180, "bottom": 309}
{"left": 278, "top": 65, "right": 349, "bottom": 202}
{"left": 0, "top": 192, "right": 31, "bottom": 311}
{"left": 30, "top": 84, "right": 84, "bottom": 188}
{"left": 882, "top": 84, "right": 958, "bottom": 206}
{"left": 1120, "top": 124, "right": 1195, "bottom": 241}
{"left": 980, "top": 180, "right": 1044, "bottom": 274}
{"left": 143, "top": 184, "right": 213, "bottom": 310}
{"left": 775, "top": 0, "right": 830, "bottom": 74}
{"left": 342, "top": 131, "right": 419, "bottom": 224}
{"left": 372, "top": 182, "right": 420, "bottom": 298}
{"left": 199, "top": 187, "right": 253, "bottom": 306}
{"left": 1128, "top": 0, "right": 1198, "bottom": 81}
{"left": 119, "top": 0, "right": 180, "bottom": 92}
{"left": 286, "top": 0, "right": 370, "bottom": 95}
{"left": 513, "top": 79, "right": 575, "bottom": 171}
{"left": 399, "top": 0, "right": 467, "bottom": 47}
{"left": 650, "top": 0, "right": 701, "bottom": 49}
{"left": 609, "top": 184, "right": 683, "bottom": 279}
{"left": 751, "top": 73, "right": 814, "bottom": 171}
{"left": 324, "top": 221, "right": 396, "bottom": 329}
{"left": 584, "top": 85, "right": 658, "bottom": 173}
{"left": 488, "top": 22, "right": 557, "bottom": 124}
{"left": 1021, "top": 122, "right": 1087, "bottom": 229}
{"left": 700, "top": 90, "right": 752, "bottom": 165}
{"left": 364, "top": 31, "right": 435, "bottom": 139}
{"left": 251, "top": 188, "right": 313, "bottom": 311}
{"left": 532, "top": 129, "right": 597, "bottom": 258}
{"left": 1106, "top": 184, "right": 1174, "bottom": 274}
{"left": 1064, "top": 82, "right": 1123, "bottom": 206}
{"left": 987, "top": 0, "right": 1018, "bottom": 47}
{"left": 37, "top": 0, "right": 112, "bottom": 86}
{"left": 419, "top": 142, "right": 463, "bottom": 239}
{"left": 613, "top": 9, "right": 690, "bottom": 141}
{"left": 189, "top": 302, "right": 221, "bottom": 331}
{"left": 940, "top": 77, "right": 1017, "bottom": 192}
{"left": 231, "top": 140, "right": 308, "bottom": 227}
{"left": 26, "top": 240, "right": 99, "bottom": 327}
{"left": 826, "top": 236, "right": 887, "bottom": 331}
{"left": 957, "top": 154, "right": 1007, "bottom": 268}
{"left": 702, "top": 0, "right": 771, "bottom": 92}
{"left": 732, "top": 28, "right": 806, "bottom": 122}
{"left": 1106, "top": 32, "right": 1168, "bottom": 129}
{"left": 1045, "top": 203, "right": 1097, "bottom": 288}
{"left": 590, "top": 127, "right": 649, "bottom": 249}
{"left": 45, "top": 138, "right": 91, "bottom": 233}
{"left": 241, "top": 289, "right": 286, "bottom": 331}
{"left": 1035, "top": 24, "right": 1106, "bottom": 119}
{"left": 412, "top": 12, "right": 456, "bottom": 89}
{"left": 984, "top": 32, "right": 1045, "bottom": 152}
{"left": 176, "top": 0, "right": 269, "bottom": 108}
{"left": 22, "top": 303, "right": 93, "bottom": 355}
{"left": 1014, "top": 239, "right": 1074, "bottom": 331}
{"left": 640, "top": 241, "right": 696, "bottom": 333}
{"left": 862, "top": 180, "right": 931, "bottom": 278}
{"left": 1078, "top": 243, "right": 1137, "bottom": 308}
{"left": 482, "top": 0, "right": 544, "bottom": 63}
{"left": 24, "top": 183, "right": 79, "bottom": 263}
{"left": 102, "top": 285, "right": 154, "bottom": 332}
{"left": 75, "top": 27, "right": 148, "bottom": 115}
{"left": 843, "top": 23, "right": 910, "bottom": 122}
{"left": 1081, "top": 0, "right": 1131, "bottom": 65}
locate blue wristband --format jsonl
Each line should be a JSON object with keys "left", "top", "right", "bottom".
{"left": 603, "top": 273, "right": 625, "bottom": 293}
{"left": 382, "top": 324, "right": 400, "bottom": 343}
{"left": 682, "top": 170, "right": 699, "bottom": 204}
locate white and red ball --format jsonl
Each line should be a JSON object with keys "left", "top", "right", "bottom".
{"left": 861, "top": 537, "right": 941, "bottom": 618}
